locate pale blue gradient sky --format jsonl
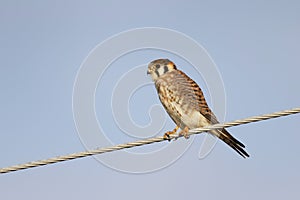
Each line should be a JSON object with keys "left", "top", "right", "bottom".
{"left": 0, "top": 1, "right": 300, "bottom": 199}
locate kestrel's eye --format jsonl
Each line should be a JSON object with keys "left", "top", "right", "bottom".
{"left": 155, "top": 64, "right": 160, "bottom": 69}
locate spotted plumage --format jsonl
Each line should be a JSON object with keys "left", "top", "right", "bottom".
{"left": 147, "top": 58, "right": 249, "bottom": 158}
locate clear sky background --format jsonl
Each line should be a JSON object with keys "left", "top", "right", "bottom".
{"left": 0, "top": 1, "right": 299, "bottom": 199}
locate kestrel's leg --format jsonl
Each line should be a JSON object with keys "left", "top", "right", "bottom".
{"left": 163, "top": 126, "right": 179, "bottom": 141}
{"left": 178, "top": 126, "right": 190, "bottom": 139}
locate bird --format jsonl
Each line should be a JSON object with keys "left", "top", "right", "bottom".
{"left": 147, "top": 58, "right": 249, "bottom": 158}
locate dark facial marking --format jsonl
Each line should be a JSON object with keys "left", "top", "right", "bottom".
{"left": 163, "top": 65, "right": 168, "bottom": 73}
{"left": 155, "top": 69, "right": 160, "bottom": 77}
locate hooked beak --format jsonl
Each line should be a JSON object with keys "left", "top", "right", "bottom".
{"left": 147, "top": 70, "right": 150, "bottom": 75}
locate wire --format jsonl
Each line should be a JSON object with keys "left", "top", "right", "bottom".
{"left": 1, "top": 107, "right": 299, "bottom": 174}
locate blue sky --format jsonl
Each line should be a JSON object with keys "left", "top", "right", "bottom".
{"left": 0, "top": 1, "right": 299, "bottom": 199}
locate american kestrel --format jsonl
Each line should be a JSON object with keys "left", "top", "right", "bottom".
{"left": 147, "top": 58, "right": 249, "bottom": 158}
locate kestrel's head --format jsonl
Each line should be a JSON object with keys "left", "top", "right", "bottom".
{"left": 147, "top": 59, "right": 177, "bottom": 81}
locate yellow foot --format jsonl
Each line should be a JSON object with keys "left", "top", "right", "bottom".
{"left": 163, "top": 126, "right": 179, "bottom": 141}
{"left": 178, "top": 126, "right": 190, "bottom": 139}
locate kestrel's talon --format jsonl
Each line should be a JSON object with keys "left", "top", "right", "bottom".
{"left": 163, "top": 126, "right": 179, "bottom": 141}
{"left": 178, "top": 127, "right": 190, "bottom": 139}
{"left": 163, "top": 133, "right": 171, "bottom": 141}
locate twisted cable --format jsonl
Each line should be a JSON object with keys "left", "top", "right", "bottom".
{"left": 1, "top": 107, "right": 299, "bottom": 174}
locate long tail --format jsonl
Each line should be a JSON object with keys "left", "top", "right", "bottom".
{"left": 210, "top": 129, "right": 250, "bottom": 158}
